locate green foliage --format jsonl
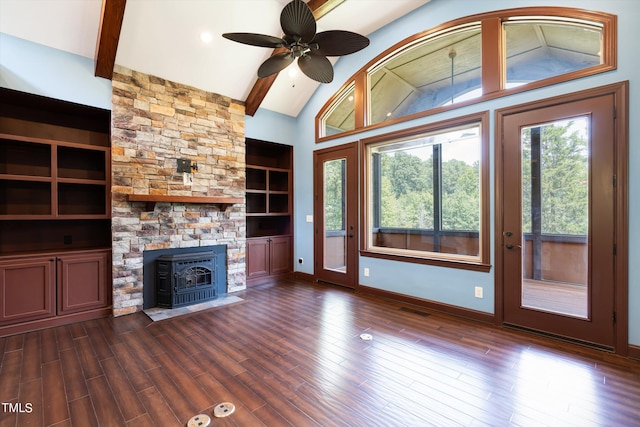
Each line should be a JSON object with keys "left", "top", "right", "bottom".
{"left": 521, "top": 120, "right": 588, "bottom": 235}
{"left": 377, "top": 147, "right": 479, "bottom": 231}
{"left": 323, "top": 159, "right": 345, "bottom": 231}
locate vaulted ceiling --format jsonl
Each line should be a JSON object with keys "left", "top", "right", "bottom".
{"left": 0, "top": 0, "right": 431, "bottom": 117}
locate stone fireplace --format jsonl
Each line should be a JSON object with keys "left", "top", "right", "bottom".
{"left": 110, "top": 66, "right": 246, "bottom": 316}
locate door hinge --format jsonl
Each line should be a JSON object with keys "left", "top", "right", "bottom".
{"left": 613, "top": 175, "right": 617, "bottom": 188}
{"left": 613, "top": 244, "right": 617, "bottom": 256}
{"left": 613, "top": 311, "right": 617, "bottom": 324}
{"left": 613, "top": 106, "right": 617, "bottom": 119}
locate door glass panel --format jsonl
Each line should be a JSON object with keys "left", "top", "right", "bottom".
{"left": 521, "top": 117, "right": 589, "bottom": 318}
{"left": 323, "top": 159, "right": 347, "bottom": 273}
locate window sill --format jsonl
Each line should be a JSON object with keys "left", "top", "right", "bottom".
{"left": 360, "top": 249, "right": 492, "bottom": 273}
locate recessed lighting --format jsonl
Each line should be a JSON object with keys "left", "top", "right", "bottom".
{"left": 348, "top": 95, "right": 354, "bottom": 102}
{"left": 288, "top": 66, "right": 298, "bottom": 78}
{"left": 200, "top": 32, "right": 213, "bottom": 43}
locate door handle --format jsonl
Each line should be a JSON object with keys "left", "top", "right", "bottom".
{"left": 506, "top": 243, "right": 522, "bottom": 250}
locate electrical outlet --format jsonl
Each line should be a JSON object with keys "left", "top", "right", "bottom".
{"left": 306, "top": 215, "right": 313, "bottom": 223}
{"left": 183, "top": 172, "right": 193, "bottom": 186}
{"left": 474, "top": 286, "right": 483, "bottom": 298}
{"left": 364, "top": 267, "right": 370, "bottom": 277}
{"left": 298, "top": 258, "right": 303, "bottom": 264}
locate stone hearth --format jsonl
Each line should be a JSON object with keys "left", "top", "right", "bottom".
{"left": 110, "top": 66, "right": 246, "bottom": 316}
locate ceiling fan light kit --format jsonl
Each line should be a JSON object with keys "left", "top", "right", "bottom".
{"left": 222, "top": 0, "right": 370, "bottom": 83}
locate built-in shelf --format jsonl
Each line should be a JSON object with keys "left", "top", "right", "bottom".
{"left": 127, "top": 194, "right": 244, "bottom": 211}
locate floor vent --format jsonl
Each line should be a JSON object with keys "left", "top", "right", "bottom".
{"left": 399, "top": 307, "right": 431, "bottom": 317}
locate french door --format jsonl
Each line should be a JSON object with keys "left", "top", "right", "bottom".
{"left": 499, "top": 92, "right": 620, "bottom": 349}
{"left": 313, "top": 143, "right": 358, "bottom": 288}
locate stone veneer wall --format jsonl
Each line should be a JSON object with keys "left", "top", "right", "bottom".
{"left": 110, "top": 65, "right": 246, "bottom": 316}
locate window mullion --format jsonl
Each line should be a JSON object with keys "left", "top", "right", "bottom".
{"left": 372, "top": 152, "right": 381, "bottom": 229}
{"left": 433, "top": 144, "right": 442, "bottom": 252}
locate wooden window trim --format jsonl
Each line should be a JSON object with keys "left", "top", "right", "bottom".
{"left": 316, "top": 7, "right": 616, "bottom": 143}
{"left": 359, "top": 111, "right": 491, "bottom": 272}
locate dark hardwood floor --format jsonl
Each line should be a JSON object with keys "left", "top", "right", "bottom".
{"left": 1, "top": 279, "right": 639, "bottom": 427}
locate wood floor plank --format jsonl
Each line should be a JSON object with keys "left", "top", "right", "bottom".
{"left": 251, "top": 403, "right": 293, "bottom": 427}
{"left": 17, "top": 379, "right": 42, "bottom": 427}
{"left": 153, "top": 333, "right": 204, "bottom": 377}
{"left": 233, "top": 370, "right": 321, "bottom": 427}
{"left": 145, "top": 367, "right": 198, "bottom": 424}
{"left": 108, "top": 342, "right": 153, "bottom": 392}
{"left": 41, "top": 361, "right": 69, "bottom": 426}
{"left": 20, "top": 332, "right": 41, "bottom": 384}
{"left": 118, "top": 331, "right": 160, "bottom": 372}
{"left": 195, "top": 373, "right": 268, "bottom": 426}
{"left": 59, "top": 348, "right": 88, "bottom": 402}
{"left": 40, "top": 328, "right": 59, "bottom": 364}
{"left": 83, "top": 321, "right": 114, "bottom": 361}
{"left": 67, "top": 396, "right": 98, "bottom": 427}
{"left": 86, "top": 375, "right": 125, "bottom": 426}
{"left": 73, "top": 337, "right": 103, "bottom": 380}
{"left": 68, "top": 322, "right": 86, "bottom": 339}
{"left": 124, "top": 413, "right": 155, "bottom": 427}
{"left": 152, "top": 351, "right": 212, "bottom": 412}
{"left": 0, "top": 350, "right": 22, "bottom": 402}
{"left": 99, "top": 357, "right": 146, "bottom": 421}
{"left": 5, "top": 334, "right": 24, "bottom": 352}
{"left": 137, "top": 386, "right": 180, "bottom": 427}
{"left": 53, "top": 325, "right": 74, "bottom": 352}
{"left": 198, "top": 358, "right": 266, "bottom": 412}
{"left": 94, "top": 317, "right": 123, "bottom": 347}
{"left": 0, "top": 407, "right": 17, "bottom": 427}
{"left": 2, "top": 279, "right": 640, "bottom": 426}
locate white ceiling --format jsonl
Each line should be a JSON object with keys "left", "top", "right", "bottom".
{"left": 0, "top": 0, "right": 431, "bottom": 117}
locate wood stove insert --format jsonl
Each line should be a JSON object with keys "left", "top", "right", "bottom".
{"left": 156, "top": 251, "right": 223, "bottom": 308}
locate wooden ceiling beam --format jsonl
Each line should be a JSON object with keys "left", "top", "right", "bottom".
{"left": 95, "top": 0, "right": 127, "bottom": 79}
{"left": 245, "top": 0, "right": 345, "bottom": 116}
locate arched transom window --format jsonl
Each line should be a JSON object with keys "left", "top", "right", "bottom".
{"left": 316, "top": 7, "right": 615, "bottom": 141}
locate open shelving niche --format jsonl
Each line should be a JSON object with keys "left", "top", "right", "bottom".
{"left": 0, "top": 97, "right": 112, "bottom": 253}
{"left": 245, "top": 138, "right": 293, "bottom": 285}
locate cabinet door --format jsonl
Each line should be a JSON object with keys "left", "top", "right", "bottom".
{"left": 247, "top": 238, "right": 269, "bottom": 279}
{"left": 270, "top": 236, "right": 291, "bottom": 275}
{"left": 57, "top": 251, "right": 109, "bottom": 315}
{"left": 0, "top": 257, "right": 56, "bottom": 325}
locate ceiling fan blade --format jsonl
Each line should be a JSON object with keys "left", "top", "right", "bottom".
{"left": 280, "top": 0, "right": 316, "bottom": 43}
{"left": 258, "top": 52, "right": 295, "bottom": 78}
{"left": 222, "top": 32, "right": 285, "bottom": 48}
{"left": 298, "top": 51, "right": 334, "bottom": 83}
{"left": 314, "top": 30, "right": 370, "bottom": 56}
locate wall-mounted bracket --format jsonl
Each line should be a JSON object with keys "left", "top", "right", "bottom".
{"left": 177, "top": 158, "right": 192, "bottom": 173}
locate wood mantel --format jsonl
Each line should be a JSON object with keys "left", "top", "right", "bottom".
{"left": 127, "top": 194, "right": 244, "bottom": 211}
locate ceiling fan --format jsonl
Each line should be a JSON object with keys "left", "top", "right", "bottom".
{"left": 222, "top": 0, "right": 370, "bottom": 83}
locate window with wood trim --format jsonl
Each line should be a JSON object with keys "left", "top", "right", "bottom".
{"left": 321, "top": 82, "right": 356, "bottom": 136}
{"left": 361, "top": 112, "right": 490, "bottom": 271}
{"left": 368, "top": 23, "right": 482, "bottom": 125}
{"left": 316, "top": 7, "right": 615, "bottom": 141}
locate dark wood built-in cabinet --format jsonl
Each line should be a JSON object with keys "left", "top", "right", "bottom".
{"left": 0, "top": 249, "right": 110, "bottom": 325}
{"left": 0, "top": 88, "right": 112, "bottom": 336}
{"left": 246, "top": 139, "right": 293, "bottom": 285}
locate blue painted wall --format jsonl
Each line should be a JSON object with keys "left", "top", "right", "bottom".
{"left": 0, "top": 33, "right": 112, "bottom": 109}
{"left": 290, "top": 0, "right": 640, "bottom": 346}
{"left": 245, "top": 108, "right": 297, "bottom": 146}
